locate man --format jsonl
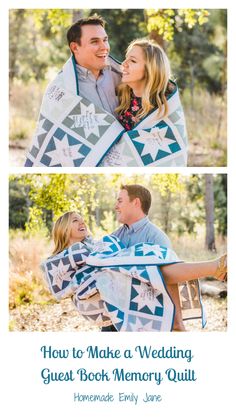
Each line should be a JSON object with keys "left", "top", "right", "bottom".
{"left": 24, "top": 15, "right": 122, "bottom": 167}
{"left": 102, "top": 184, "right": 185, "bottom": 332}
{"left": 113, "top": 184, "right": 171, "bottom": 248}
{"left": 25, "top": 15, "right": 187, "bottom": 168}
{"left": 67, "top": 15, "right": 121, "bottom": 114}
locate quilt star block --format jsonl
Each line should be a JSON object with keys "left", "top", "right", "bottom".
{"left": 41, "top": 128, "right": 90, "bottom": 166}
{"left": 129, "top": 122, "right": 181, "bottom": 165}
{"left": 63, "top": 99, "right": 114, "bottom": 144}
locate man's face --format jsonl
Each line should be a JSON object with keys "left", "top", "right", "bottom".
{"left": 115, "top": 189, "right": 138, "bottom": 225}
{"left": 72, "top": 25, "right": 110, "bottom": 76}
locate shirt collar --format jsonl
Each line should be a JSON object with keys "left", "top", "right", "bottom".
{"left": 125, "top": 216, "right": 149, "bottom": 233}
{"left": 76, "top": 63, "right": 109, "bottom": 79}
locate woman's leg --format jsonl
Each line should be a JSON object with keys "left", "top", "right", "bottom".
{"left": 160, "top": 256, "right": 226, "bottom": 285}
{"left": 166, "top": 284, "right": 186, "bottom": 331}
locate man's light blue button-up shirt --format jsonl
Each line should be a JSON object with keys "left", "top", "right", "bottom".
{"left": 76, "top": 64, "right": 121, "bottom": 115}
{"left": 112, "top": 216, "right": 171, "bottom": 248}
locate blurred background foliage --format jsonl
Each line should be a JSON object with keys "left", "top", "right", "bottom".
{"left": 9, "top": 173, "right": 227, "bottom": 245}
{"left": 9, "top": 8, "right": 226, "bottom": 92}
{"left": 9, "top": 8, "right": 227, "bottom": 166}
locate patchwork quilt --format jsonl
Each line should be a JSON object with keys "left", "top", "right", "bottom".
{"left": 41, "top": 235, "right": 205, "bottom": 331}
{"left": 99, "top": 88, "right": 188, "bottom": 167}
{"left": 25, "top": 56, "right": 188, "bottom": 167}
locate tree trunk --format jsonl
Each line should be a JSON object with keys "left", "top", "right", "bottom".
{"left": 148, "top": 30, "right": 166, "bottom": 49}
{"left": 204, "top": 174, "right": 216, "bottom": 251}
{"left": 215, "top": 39, "right": 227, "bottom": 142}
{"left": 160, "top": 191, "right": 172, "bottom": 234}
{"left": 188, "top": 61, "right": 195, "bottom": 110}
{"left": 95, "top": 206, "right": 100, "bottom": 226}
{"left": 72, "top": 10, "right": 84, "bottom": 22}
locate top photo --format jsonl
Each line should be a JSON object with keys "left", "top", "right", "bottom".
{"left": 9, "top": 9, "right": 227, "bottom": 167}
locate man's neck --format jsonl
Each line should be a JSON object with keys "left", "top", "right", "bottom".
{"left": 77, "top": 64, "right": 101, "bottom": 80}
{"left": 91, "top": 69, "right": 101, "bottom": 79}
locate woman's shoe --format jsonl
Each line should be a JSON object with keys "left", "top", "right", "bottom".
{"left": 215, "top": 254, "right": 227, "bottom": 281}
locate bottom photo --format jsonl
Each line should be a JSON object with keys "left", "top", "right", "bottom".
{"left": 9, "top": 173, "right": 227, "bottom": 332}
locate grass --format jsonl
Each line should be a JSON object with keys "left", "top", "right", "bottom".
{"left": 171, "top": 230, "right": 226, "bottom": 262}
{"left": 182, "top": 88, "right": 227, "bottom": 166}
{"left": 9, "top": 81, "right": 45, "bottom": 143}
{"left": 9, "top": 115, "right": 36, "bottom": 142}
{"left": 9, "top": 230, "right": 54, "bottom": 309}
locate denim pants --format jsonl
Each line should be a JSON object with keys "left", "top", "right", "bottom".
{"left": 101, "top": 324, "right": 117, "bottom": 332}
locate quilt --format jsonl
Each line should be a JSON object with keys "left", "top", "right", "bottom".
{"left": 25, "top": 56, "right": 188, "bottom": 167}
{"left": 41, "top": 235, "right": 204, "bottom": 331}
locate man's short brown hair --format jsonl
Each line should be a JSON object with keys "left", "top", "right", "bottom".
{"left": 121, "top": 184, "right": 152, "bottom": 215}
{"left": 67, "top": 15, "right": 106, "bottom": 46}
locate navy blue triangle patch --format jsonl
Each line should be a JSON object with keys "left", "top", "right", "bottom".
{"left": 67, "top": 134, "right": 81, "bottom": 146}
{"left": 45, "top": 137, "right": 56, "bottom": 153}
{"left": 132, "top": 140, "right": 145, "bottom": 154}
{"left": 156, "top": 149, "right": 171, "bottom": 160}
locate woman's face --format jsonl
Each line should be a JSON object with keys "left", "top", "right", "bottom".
{"left": 69, "top": 213, "right": 88, "bottom": 244}
{"left": 121, "top": 45, "right": 146, "bottom": 86}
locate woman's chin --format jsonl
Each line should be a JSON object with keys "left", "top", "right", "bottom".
{"left": 121, "top": 76, "right": 130, "bottom": 84}
{"left": 121, "top": 79, "right": 136, "bottom": 90}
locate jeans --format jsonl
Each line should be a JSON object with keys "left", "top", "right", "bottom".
{"left": 101, "top": 324, "right": 117, "bottom": 332}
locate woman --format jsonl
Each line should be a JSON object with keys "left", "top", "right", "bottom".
{"left": 99, "top": 38, "right": 187, "bottom": 167}
{"left": 116, "top": 39, "right": 175, "bottom": 130}
{"left": 42, "top": 212, "right": 227, "bottom": 332}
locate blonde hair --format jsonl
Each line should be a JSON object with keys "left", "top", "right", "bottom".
{"left": 116, "top": 39, "right": 172, "bottom": 120}
{"left": 52, "top": 211, "right": 78, "bottom": 255}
